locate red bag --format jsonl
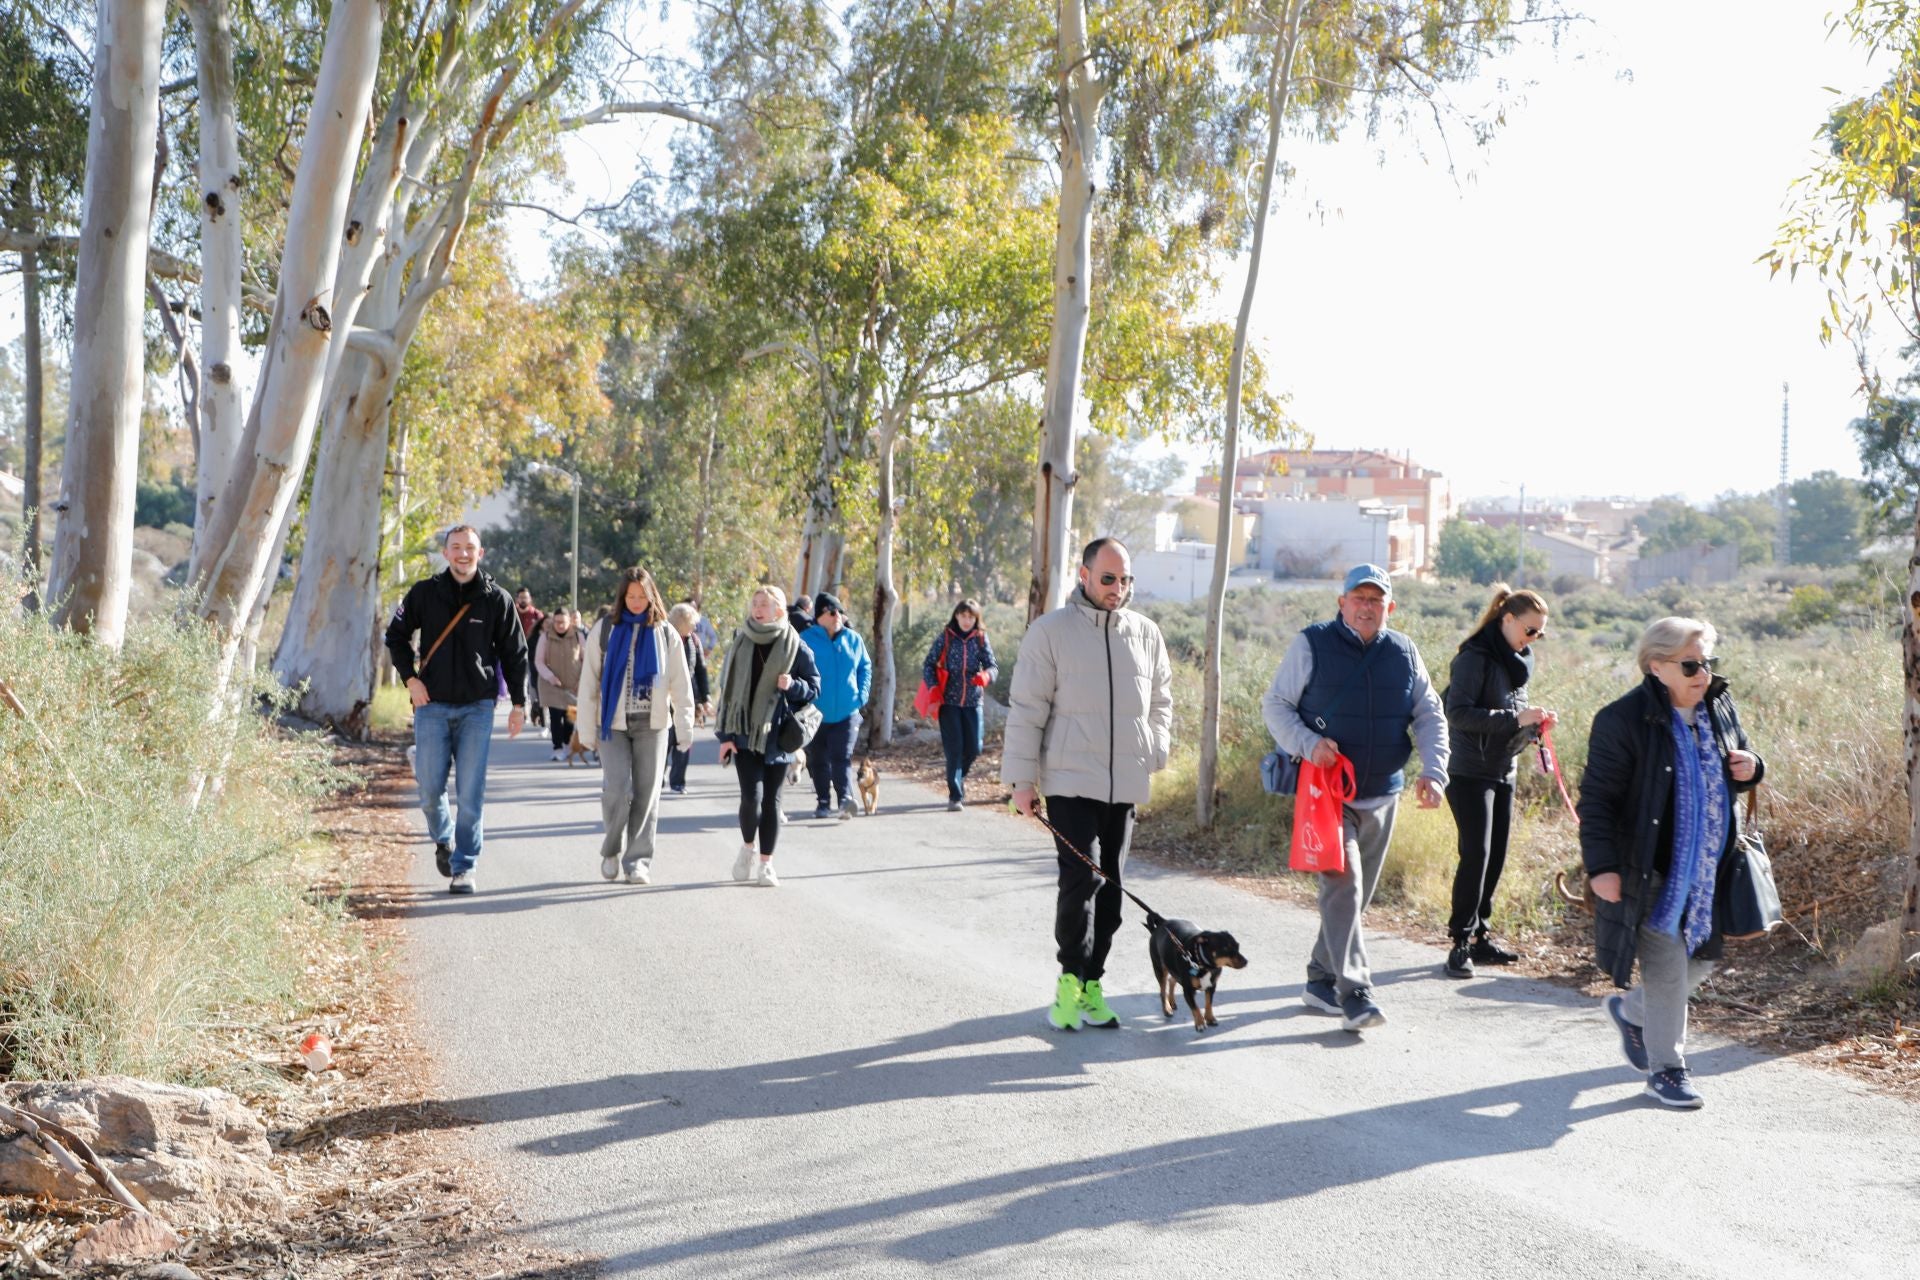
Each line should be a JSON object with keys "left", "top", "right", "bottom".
{"left": 914, "top": 634, "right": 953, "bottom": 719}
{"left": 1289, "top": 755, "right": 1355, "bottom": 874}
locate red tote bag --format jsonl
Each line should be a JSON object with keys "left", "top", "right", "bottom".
{"left": 1289, "top": 755, "right": 1356, "bottom": 874}
{"left": 913, "top": 635, "right": 952, "bottom": 719}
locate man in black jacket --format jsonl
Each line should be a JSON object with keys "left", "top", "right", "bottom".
{"left": 385, "top": 525, "right": 528, "bottom": 894}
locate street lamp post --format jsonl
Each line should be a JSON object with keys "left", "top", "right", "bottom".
{"left": 528, "top": 462, "right": 580, "bottom": 614}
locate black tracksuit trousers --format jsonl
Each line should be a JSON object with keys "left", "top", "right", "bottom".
{"left": 1445, "top": 776, "right": 1513, "bottom": 941}
{"left": 1047, "top": 794, "right": 1135, "bottom": 982}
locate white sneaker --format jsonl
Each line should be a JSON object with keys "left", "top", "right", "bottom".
{"left": 600, "top": 856, "right": 619, "bottom": 881}
{"left": 625, "top": 861, "right": 651, "bottom": 885}
{"left": 732, "top": 843, "right": 756, "bottom": 882}
{"left": 448, "top": 871, "right": 475, "bottom": 895}
{"left": 755, "top": 858, "right": 779, "bottom": 888}
{"left": 551, "top": 748, "right": 566, "bottom": 762}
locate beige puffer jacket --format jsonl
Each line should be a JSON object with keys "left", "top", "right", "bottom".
{"left": 1000, "top": 591, "right": 1173, "bottom": 805}
{"left": 575, "top": 618, "right": 695, "bottom": 751}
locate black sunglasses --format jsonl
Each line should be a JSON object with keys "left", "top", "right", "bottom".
{"left": 1523, "top": 625, "right": 1545, "bottom": 639}
{"left": 1671, "top": 657, "right": 1717, "bottom": 677}
{"left": 1098, "top": 573, "right": 1135, "bottom": 587}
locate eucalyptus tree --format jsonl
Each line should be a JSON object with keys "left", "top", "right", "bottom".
{"left": 0, "top": 13, "right": 87, "bottom": 590}
{"left": 1765, "top": 0, "right": 1920, "bottom": 964}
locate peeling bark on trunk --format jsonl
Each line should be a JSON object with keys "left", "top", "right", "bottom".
{"left": 190, "top": 0, "right": 383, "bottom": 667}
{"left": 47, "top": 0, "right": 167, "bottom": 646}
{"left": 21, "top": 240, "right": 44, "bottom": 597}
{"left": 794, "top": 418, "right": 849, "bottom": 599}
{"left": 1198, "top": 5, "right": 1299, "bottom": 830}
{"left": 864, "top": 408, "right": 905, "bottom": 751}
{"left": 183, "top": 0, "right": 247, "bottom": 575}
{"left": 1903, "top": 490, "right": 1920, "bottom": 963}
{"left": 1028, "top": 0, "right": 1103, "bottom": 623}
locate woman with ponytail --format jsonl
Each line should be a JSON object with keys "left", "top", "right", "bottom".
{"left": 1442, "top": 584, "right": 1556, "bottom": 979}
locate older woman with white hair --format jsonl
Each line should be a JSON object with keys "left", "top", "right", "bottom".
{"left": 1576, "top": 615, "right": 1764, "bottom": 1109}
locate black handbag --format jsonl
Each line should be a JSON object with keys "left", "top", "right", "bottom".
{"left": 1722, "top": 793, "right": 1782, "bottom": 940}
{"left": 774, "top": 698, "right": 823, "bottom": 754}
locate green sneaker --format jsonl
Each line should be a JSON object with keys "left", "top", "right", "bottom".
{"left": 1079, "top": 979, "right": 1120, "bottom": 1029}
{"left": 1047, "top": 974, "right": 1084, "bottom": 1032}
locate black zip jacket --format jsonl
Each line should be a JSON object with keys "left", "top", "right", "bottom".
{"left": 385, "top": 568, "right": 529, "bottom": 706}
{"left": 1444, "top": 626, "right": 1536, "bottom": 783}
{"left": 1576, "top": 674, "right": 1765, "bottom": 987}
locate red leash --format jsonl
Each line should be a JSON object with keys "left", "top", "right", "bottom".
{"left": 1540, "top": 727, "right": 1579, "bottom": 826}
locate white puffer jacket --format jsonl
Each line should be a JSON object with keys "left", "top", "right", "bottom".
{"left": 575, "top": 618, "right": 695, "bottom": 750}
{"left": 1000, "top": 591, "right": 1173, "bottom": 805}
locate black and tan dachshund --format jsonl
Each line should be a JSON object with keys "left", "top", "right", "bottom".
{"left": 1149, "top": 917, "right": 1249, "bottom": 1033}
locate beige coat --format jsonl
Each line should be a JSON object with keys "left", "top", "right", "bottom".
{"left": 533, "top": 620, "right": 586, "bottom": 708}
{"left": 1000, "top": 592, "right": 1173, "bottom": 805}
{"left": 575, "top": 617, "right": 695, "bottom": 750}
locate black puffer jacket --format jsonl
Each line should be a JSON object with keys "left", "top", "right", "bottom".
{"left": 1444, "top": 626, "right": 1536, "bottom": 783}
{"left": 1576, "top": 674, "right": 1765, "bottom": 988}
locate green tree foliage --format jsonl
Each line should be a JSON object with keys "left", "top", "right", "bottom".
{"left": 1851, "top": 371, "right": 1920, "bottom": 538}
{"left": 1635, "top": 492, "right": 1775, "bottom": 564}
{"left": 1435, "top": 519, "right": 1548, "bottom": 585}
{"left": 1789, "top": 469, "right": 1867, "bottom": 564}
{"left": 0, "top": 10, "right": 88, "bottom": 241}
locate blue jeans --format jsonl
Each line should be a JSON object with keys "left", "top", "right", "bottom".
{"left": 938, "top": 704, "right": 982, "bottom": 801}
{"left": 806, "top": 714, "right": 859, "bottom": 807}
{"left": 413, "top": 700, "right": 496, "bottom": 875}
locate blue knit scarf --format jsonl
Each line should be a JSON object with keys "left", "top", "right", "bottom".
{"left": 1648, "top": 708, "right": 1730, "bottom": 955}
{"left": 598, "top": 608, "right": 656, "bottom": 737}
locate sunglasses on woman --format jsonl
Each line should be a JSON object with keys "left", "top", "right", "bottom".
{"left": 1522, "top": 625, "right": 1545, "bottom": 639}
{"left": 1670, "top": 657, "right": 1716, "bottom": 677}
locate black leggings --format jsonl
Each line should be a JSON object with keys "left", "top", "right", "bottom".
{"left": 549, "top": 708, "right": 574, "bottom": 750}
{"left": 734, "top": 748, "right": 788, "bottom": 856}
{"left": 1446, "top": 777, "right": 1513, "bottom": 940}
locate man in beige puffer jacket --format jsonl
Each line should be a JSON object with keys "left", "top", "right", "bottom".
{"left": 1004, "top": 537, "right": 1173, "bottom": 1032}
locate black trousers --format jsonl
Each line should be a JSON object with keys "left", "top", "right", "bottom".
{"left": 806, "top": 715, "right": 857, "bottom": 807}
{"left": 549, "top": 708, "right": 574, "bottom": 750}
{"left": 666, "top": 726, "right": 691, "bottom": 789}
{"left": 734, "top": 748, "right": 788, "bottom": 855}
{"left": 1446, "top": 777, "right": 1513, "bottom": 940}
{"left": 1047, "top": 794, "right": 1134, "bottom": 982}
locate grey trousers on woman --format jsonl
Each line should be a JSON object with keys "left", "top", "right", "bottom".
{"left": 600, "top": 724, "right": 668, "bottom": 872}
{"left": 1623, "top": 921, "right": 1715, "bottom": 1073}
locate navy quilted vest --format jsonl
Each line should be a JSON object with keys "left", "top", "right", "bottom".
{"left": 1298, "top": 619, "right": 1418, "bottom": 800}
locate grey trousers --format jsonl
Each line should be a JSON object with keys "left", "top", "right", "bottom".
{"left": 1308, "top": 799, "right": 1399, "bottom": 998}
{"left": 599, "top": 723, "right": 668, "bottom": 871}
{"left": 1623, "top": 921, "right": 1715, "bottom": 1073}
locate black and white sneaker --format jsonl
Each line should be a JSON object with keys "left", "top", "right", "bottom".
{"left": 1471, "top": 933, "right": 1520, "bottom": 965}
{"left": 1606, "top": 994, "right": 1650, "bottom": 1072}
{"left": 1644, "top": 1068, "right": 1703, "bottom": 1109}
{"left": 1340, "top": 987, "right": 1386, "bottom": 1032}
{"left": 1444, "top": 942, "right": 1474, "bottom": 979}
{"left": 448, "top": 871, "right": 475, "bottom": 895}
{"left": 433, "top": 842, "right": 452, "bottom": 878}
{"left": 1301, "top": 978, "right": 1342, "bottom": 1015}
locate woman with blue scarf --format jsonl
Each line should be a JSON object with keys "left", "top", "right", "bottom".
{"left": 577, "top": 567, "right": 695, "bottom": 886}
{"left": 1576, "top": 616, "right": 1764, "bottom": 1110}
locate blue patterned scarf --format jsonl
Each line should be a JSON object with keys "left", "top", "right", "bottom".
{"left": 598, "top": 608, "right": 655, "bottom": 737}
{"left": 1648, "top": 708, "right": 1730, "bottom": 955}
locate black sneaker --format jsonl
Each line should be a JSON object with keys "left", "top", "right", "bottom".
{"left": 1340, "top": 987, "right": 1385, "bottom": 1032}
{"left": 811, "top": 803, "right": 833, "bottom": 820}
{"left": 1470, "top": 934, "right": 1520, "bottom": 965}
{"left": 1606, "top": 994, "right": 1650, "bottom": 1072}
{"left": 433, "top": 842, "right": 452, "bottom": 877}
{"left": 1644, "top": 1068, "right": 1703, "bottom": 1109}
{"left": 1444, "top": 942, "right": 1474, "bottom": 979}
{"left": 1301, "top": 978, "right": 1341, "bottom": 1014}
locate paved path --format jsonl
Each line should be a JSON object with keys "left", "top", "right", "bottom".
{"left": 401, "top": 708, "right": 1920, "bottom": 1278}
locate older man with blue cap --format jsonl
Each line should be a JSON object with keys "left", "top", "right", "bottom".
{"left": 1261, "top": 563, "right": 1449, "bottom": 1031}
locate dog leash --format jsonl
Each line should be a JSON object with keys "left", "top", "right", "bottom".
{"left": 1019, "top": 803, "right": 1207, "bottom": 976}
{"left": 1538, "top": 727, "right": 1579, "bottom": 826}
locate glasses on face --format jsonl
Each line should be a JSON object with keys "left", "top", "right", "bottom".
{"left": 1523, "top": 625, "right": 1545, "bottom": 639}
{"left": 1670, "top": 657, "right": 1716, "bottom": 677}
{"left": 1097, "top": 573, "right": 1135, "bottom": 587}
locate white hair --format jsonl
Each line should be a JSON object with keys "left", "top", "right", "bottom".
{"left": 751, "top": 584, "right": 789, "bottom": 612}
{"left": 1635, "top": 615, "right": 1717, "bottom": 675}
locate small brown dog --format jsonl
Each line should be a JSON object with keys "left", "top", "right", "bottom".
{"left": 855, "top": 755, "right": 879, "bottom": 815}
{"left": 565, "top": 707, "right": 591, "bottom": 766}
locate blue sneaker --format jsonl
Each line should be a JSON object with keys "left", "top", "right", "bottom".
{"left": 1644, "top": 1068, "right": 1703, "bottom": 1109}
{"left": 1606, "top": 995, "right": 1649, "bottom": 1072}
{"left": 1340, "top": 987, "right": 1385, "bottom": 1032}
{"left": 1301, "top": 978, "right": 1341, "bottom": 1015}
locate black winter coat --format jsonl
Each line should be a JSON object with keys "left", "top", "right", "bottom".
{"left": 1576, "top": 674, "right": 1765, "bottom": 988}
{"left": 385, "top": 569, "right": 529, "bottom": 706}
{"left": 1444, "top": 627, "right": 1536, "bottom": 783}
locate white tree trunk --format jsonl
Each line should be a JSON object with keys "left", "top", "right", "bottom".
{"left": 1902, "top": 488, "right": 1920, "bottom": 963}
{"left": 191, "top": 0, "right": 384, "bottom": 661}
{"left": 1027, "top": 0, "right": 1103, "bottom": 623}
{"left": 183, "top": 0, "right": 247, "bottom": 575}
{"left": 20, "top": 239, "right": 45, "bottom": 596}
{"left": 794, "top": 418, "right": 849, "bottom": 598}
{"left": 864, "top": 408, "right": 905, "bottom": 751}
{"left": 1197, "top": 6, "right": 1300, "bottom": 829}
{"left": 46, "top": 0, "right": 167, "bottom": 646}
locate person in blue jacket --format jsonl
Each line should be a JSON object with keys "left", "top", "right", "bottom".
{"left": 800, "top": 592, "right": 873, "bottom": 820}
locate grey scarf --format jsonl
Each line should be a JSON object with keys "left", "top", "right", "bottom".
{"left": 718, "top": 615, "right": 799, "bottom": 754}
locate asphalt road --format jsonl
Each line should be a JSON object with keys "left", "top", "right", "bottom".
{"left": 402, "top": 707, "right": 1920, "bottom": 1279}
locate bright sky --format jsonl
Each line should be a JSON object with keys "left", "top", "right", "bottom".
{"left": 1, "top": 0, "right": 1891, "bottom": 508}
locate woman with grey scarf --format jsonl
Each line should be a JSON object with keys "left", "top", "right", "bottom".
{"left": 715, "top": 585, "right": 819, "bottom": 888}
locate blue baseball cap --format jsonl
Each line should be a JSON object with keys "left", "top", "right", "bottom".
{"left": 1342, "top": 563, "right": 1392, "bottom": 595}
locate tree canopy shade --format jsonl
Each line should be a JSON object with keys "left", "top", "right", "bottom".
{"left": 1788, "top": 470, "right": 1867, "bottom": 565}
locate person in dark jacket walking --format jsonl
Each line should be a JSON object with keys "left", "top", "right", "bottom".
{"left": 716, "top": 585, "right": 820, "bottom": 888}
{"left": 665, "top": 602, "right": 713, "bottom": 793}
{"left": 922, "top": 599, "right": 998, "bottom": 811}
{"left": 1578, "top": 615, "right": 1763, "bottom": 1110}
{"left": 801, "top": 593, "right": 872, "bottom": 820}
{"left": 1442, "top": 585, "right": 1557, "bottom": 979}
{"left": 514, "top": 587, "right": 546, "bottom": 727}
{"left": 384, "top": 525, "right": 528, "bottom": 894}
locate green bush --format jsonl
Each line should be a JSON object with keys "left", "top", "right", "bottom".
{"left": 0, "top": 570, "right": 343, "bottom": 1081}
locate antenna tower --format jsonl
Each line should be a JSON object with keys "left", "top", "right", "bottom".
{"left": 1775, "top": 382, "right": 1790, "bottom": 565}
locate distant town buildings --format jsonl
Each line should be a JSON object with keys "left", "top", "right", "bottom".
{"left": 1196, "top": 448, "right": 1454, "bottom": 569}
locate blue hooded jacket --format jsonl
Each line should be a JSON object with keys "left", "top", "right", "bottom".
{"left": 802, "top": 622, "right": 873, "bottom": 725}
